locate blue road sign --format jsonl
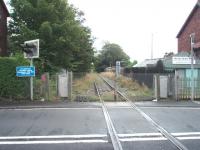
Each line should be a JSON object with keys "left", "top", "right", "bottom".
{"left": 16, "top": 66, "right": 35, "bottom": 77}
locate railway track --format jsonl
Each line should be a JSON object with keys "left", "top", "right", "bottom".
{"left": 94, "top": 76, "right": 189, "bottom": 150}
{"left": 94, "top": 82, "right": 123, "bottom": 150}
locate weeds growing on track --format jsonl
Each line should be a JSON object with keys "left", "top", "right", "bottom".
{"left": 73, "top": 73, "right": 100, "bottom": 101}
{"left": 73, "top": 72, "right": 153, "bottom": 102}
{"left": 100, "top": 72, "right": 154, "bottom": 101}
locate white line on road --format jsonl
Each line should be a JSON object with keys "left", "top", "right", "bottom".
{"left": 118, "top": 133, "right": 162, "bottom": 137}
{"left": 172, "top": 132, "right": 200, "bottom": 136}
{"left": 139, "top": 107, "right": 200, "bottom": 110}
{"left": 0, "top": 107, "right": 101, "bottom": 110}
{"left": 120, "top": 137, "right": 167, "bottom": 142}
{"left": 0, "top": 134, "right": 107, "bottom": 140}
{"left": 0, "top": 132, "right": 200, "bottom": 145}
{"left": 120, "top": 136, "right": 200, "bottom": 142}
{"left": 178, "top": 136, "right": 200, "bottom": 140}
{"left": 0, "top": 139, "right": 108, "bottom": 145}
{"left": 2, "top": 136, "right": 200, "bottom": 145}
{"left": 1, "top": 132, "right": 200, "bottom": 140}
{"left": 118, "top": 132, "right": 200, "bottom": 137}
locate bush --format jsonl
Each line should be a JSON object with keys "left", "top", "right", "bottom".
{"left": 0, "top": 55, "right": 30, "bottom": 100}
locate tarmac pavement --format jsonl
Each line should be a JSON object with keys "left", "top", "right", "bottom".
{"left": 0, "top": 101, "right": 199, "bottom": 150}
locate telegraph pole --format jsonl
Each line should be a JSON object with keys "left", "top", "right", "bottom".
{"left": 151, "top": 33, "right": 154, "bottom": 59}
{"left": 190, "top": 33, "right": 195, "bottom": 101}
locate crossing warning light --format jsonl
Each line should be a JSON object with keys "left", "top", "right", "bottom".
{"left": 20, "top": 39, "right": 39, "bottom": 58}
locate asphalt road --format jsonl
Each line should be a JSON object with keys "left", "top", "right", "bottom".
{"left": 0, "top": 101, "right": 199, "bottom": 150}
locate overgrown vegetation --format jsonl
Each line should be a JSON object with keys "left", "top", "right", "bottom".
{"left": 72, "top": 72, "right": 153, "bottom": 102}
{"left": 73, "top": 73, "right": 121, "bottom": 102}
{"left": 101, "top": 72, "right": 154, "bottom": 101}
{"left": 0, "top": 56, "right": 29, "bottom": 100}
{"left": 73, "top": 73, "right": 99, "bottom": 101}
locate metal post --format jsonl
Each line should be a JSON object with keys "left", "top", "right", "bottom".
{"left": 114, "top": 77, "right": 117, "bottom": 101}
{"left": 174, "top": 70, "right": 178, "bottom": 101}
{"left": 30, "top": 58, "right": 33, "bottom": 101}
{"left": 68, "top": 71, "right": 73, "bottom": 101}
{"left": 46, "top": 73, "right": 50, "bottom": 101}
{"left": 190, "top": 33, "right": 195, "bottom": 101}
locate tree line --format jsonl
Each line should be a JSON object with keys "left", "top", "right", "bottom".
{"left": 8, "top": 0, "right": 136, "bottom": 74}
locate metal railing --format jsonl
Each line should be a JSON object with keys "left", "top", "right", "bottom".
{"left": 177, "top": 79, "right": 200, "bottom": 100}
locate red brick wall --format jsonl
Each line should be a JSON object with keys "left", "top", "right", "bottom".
{"left": 178, "top": 7, "right": 200, "bottom": 52}
{"left": 0, "top": 3, "right": 8, "bottom": 56}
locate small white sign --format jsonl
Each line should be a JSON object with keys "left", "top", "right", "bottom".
{"left": 172, "top": 57, "right": 196, "bottom": 65}
{"left": 116, "top": 61, "right": 121, "bottom": 77}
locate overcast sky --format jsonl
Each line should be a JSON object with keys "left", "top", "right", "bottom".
{"left": 5, "top": 0, "right": 197, "bottom": 62}
{"left": 67, "top": 0, "right": 197, "bottom": 62}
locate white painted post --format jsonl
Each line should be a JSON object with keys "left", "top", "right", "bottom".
{"left": 30, "top": 58, "right": 33, "bottom": 101}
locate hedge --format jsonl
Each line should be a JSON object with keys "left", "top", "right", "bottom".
{"left": 0, "top": 56, "right": 30, "bottom": 100}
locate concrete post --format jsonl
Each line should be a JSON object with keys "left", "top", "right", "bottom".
{"left": 154, "top": 74, "right": 160, "bottom": 100}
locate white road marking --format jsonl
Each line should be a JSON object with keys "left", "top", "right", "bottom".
{"left": 120, "top": 137, "right": 167, "bottom": 142}
{"left": 0, "top": 134, "right": 107, "bottom": 140}
{"left": 0, "top": 139, "right": 108, "bottom": 145}
{"left": 0, "top": 107, "right": 101, "bottom": 110}
{"left": 120, "top": 135, "right": 200, "bottom": 142}
{"left": 172, "top": 132, "right": 200, "bottom": 136}
{"left": 139, "top": 107, "right": 200, "bottom": 110}
{"left": 118, "top": 133, "right": 162, "bottom": 137}
{"left": 178, "top": 136, "right": 200, "bottom": 140}
{"left": 118, "top": 132, "right": 200, "bottom": 137}
{"left": 0, "top": 132, "right": 200, "bottom": 144}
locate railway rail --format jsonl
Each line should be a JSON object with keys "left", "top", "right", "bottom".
{"left": 94, "top": 82, "right": 123, "bottom": 150}
{"left": 96, "top": 76, "right": 189, "bottom": 150}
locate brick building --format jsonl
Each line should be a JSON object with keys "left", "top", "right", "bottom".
{"left": 0, "top": 0, "right": 9, "bottom": 56}
{"left": 177, "top": 0, "right": 200, "bottom": 57}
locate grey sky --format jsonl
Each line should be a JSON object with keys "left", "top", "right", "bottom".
{"left": 5, "top": 0, "right": 197, "bottom": 62}
{"left": 68, "top": 0, "right": 196, "bottom": 62}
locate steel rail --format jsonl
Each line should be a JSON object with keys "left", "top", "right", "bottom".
{"left": 100, "top": 76, "right": 189, "bottom": 150}
{"left": 94, "top": 82, "right": 123, "bottom": 150}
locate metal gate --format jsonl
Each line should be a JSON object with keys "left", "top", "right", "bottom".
{"left": 159, "top": 76, "right": 168, "bottom": 98}
{"left": 177, "top": 79, "right": 200, "bottom": 100}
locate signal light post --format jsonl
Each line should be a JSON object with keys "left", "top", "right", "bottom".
{"left": 30, "top": 58, "right": 33, "bottom": 101}
{"left": 20, "top": 39, "right": 39, "bottom": 101}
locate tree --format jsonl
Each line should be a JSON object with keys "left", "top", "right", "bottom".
{"left": 164, "top": 52, "right": 174, "bottom": 58}
{"left": 95, "top": 43, "right": 133, "bottom": 72}
{"left": 9, "top": 0, "right": 94, "bottom": 73}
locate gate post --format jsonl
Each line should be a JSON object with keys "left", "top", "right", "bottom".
{"left": 154, "top": 74, "right": 160, "bottom": 100}
{"left": 174, "top": 70, "right": 178, "bottom": 101}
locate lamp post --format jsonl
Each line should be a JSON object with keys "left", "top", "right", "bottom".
{"left": 190, "top": 33, "right": 195, "bottom": 101}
